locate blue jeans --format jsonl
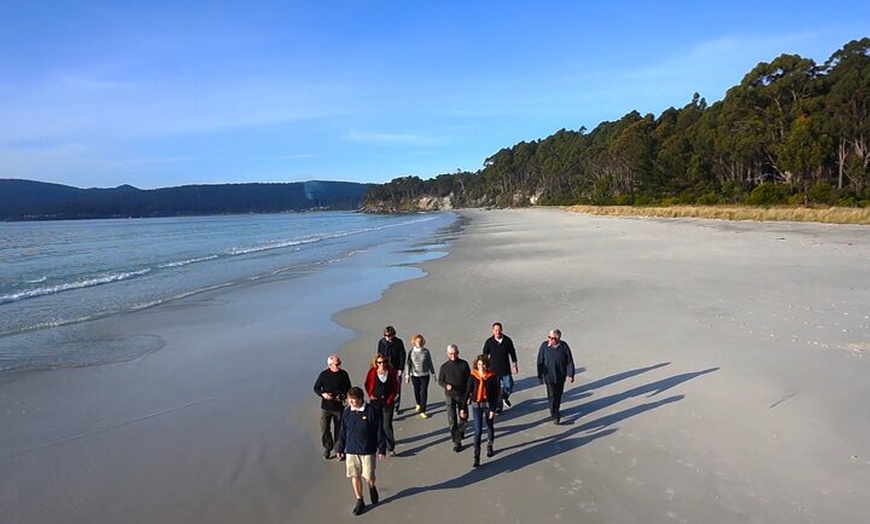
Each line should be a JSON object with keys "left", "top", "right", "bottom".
{"left": 471, "top": 402, "right": 495, "bottom": 450}
{"left": 499, "top": 374, "right": 514, "bottom": 405}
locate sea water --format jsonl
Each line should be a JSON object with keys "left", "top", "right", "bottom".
{"left": 0, "top": 211, "right": 458, "bottom": 372}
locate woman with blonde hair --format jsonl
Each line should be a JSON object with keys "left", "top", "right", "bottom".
{"left": 404, "top": 333, "right": 435, "bottom": 419}
{"left": 364, "top": 354, "right": 399, "bottom": 455}
{"left": 465, "top": 354, "right": 500, "bottom": 467}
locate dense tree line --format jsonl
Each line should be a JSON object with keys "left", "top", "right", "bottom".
{"left": 364, "top": 38, "right": 870, "bottom": 211}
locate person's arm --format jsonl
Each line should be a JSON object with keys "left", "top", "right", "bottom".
{"left": 508, "top": 338, "right": 519, "bottom": 374}
{"left": 374, "top": 406, "right": 387, "bottom": 457}
{"left": 536, "top": 343, "right": 546, "bottom": 383}
{"left": 364, "top": 369, "right": 375, "bottom": 399}
{"left": 437, "top": 362, "right": 447, "bottom": 389}
{"left": 564, "top": 342, "right": 576, "bottom": 383}
{"left": 385, "top": 370, "right": 398, "bottom": 405}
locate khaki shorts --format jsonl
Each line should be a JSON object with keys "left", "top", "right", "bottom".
{"left": 345, "top": 453, "right": 376, "bottom": 480}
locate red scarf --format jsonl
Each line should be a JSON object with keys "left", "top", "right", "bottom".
{"left": 471, "top": 369, "right": 495, "bottom": 403}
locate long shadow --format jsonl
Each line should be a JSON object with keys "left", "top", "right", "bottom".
{"left": 564, "top": 367, "right": 719, "bottom": 419}
{"left": 380, "top": 390, "right": 689, "bottom": 506}
{"left": 576, "top": 362, "right": 671, "bottom": 393}
{"left": 381, "top": 425, "right": 617, "bottom": 504}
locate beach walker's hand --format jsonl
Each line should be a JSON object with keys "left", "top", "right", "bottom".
{"left": 377, "top": 453, "right": 386, "bottom": 459}
{"left": 335, "top": 452, "right": 345, "bottom": 461}
{"left": 568, "top": 377, "right": 574, "bottom": 384}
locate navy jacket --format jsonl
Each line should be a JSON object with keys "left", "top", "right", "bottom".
{"left": 339, "top": 403, "right": 386, "bottom": 455}
{"left": 536, "top": 340, "right": 575, "bottom": 384}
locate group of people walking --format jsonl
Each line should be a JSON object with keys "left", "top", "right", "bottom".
{"left": 312, "top": 322, "right": 576, "bottom": 516}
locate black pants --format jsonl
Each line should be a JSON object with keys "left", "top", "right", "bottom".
{"left": 371, "top": 400, "right": 396, "bottom": 451}
{"left": 320, "top": 408, "right": 342, "bottom": 452}
{"left": 444, "top": 394, "right": 467, "bottom": 445}
{"left": 545, "top": 380, "right": 566, "bottom": 420}
{"left": 410, "top": 375, "right": 430, "bottom": 412}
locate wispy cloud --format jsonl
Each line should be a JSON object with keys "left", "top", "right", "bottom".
{"left": 346, "top": 129, "right": 437, "bottom": 147}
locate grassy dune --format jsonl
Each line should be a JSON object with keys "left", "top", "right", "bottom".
{"left": 563, "top": 205, "right": 870, "bottom": 225}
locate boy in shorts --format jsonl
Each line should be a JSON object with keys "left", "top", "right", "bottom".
{"left": 337, "top": 386, "right": 387, "bottom": 515}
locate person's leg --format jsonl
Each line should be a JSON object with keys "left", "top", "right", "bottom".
{"left": 552, "top": 381, "right": 565, "bottom": 422}
{"left": 485, "top": 409, "right": 495, "bottom": 457}
{"left": 418, "top": 375, "right": 430, "bottom": 413}
{"left": 331, "top": 409, "right": 343, "bottom": 453}
{"left": 411, "top": 376, "right": 422, "bottom": 408}
{"left": 445, "top": 395, "right": 459, "bottom": 444}
{"left": 544, "top": 382, "right": 557, "bottom": 419}
{"left": 394, "top": 381, "right": 402, "bottom": 414}
{"left": 320, "top": 409, "right": 333, "bottom": 457}
{"left": 347, "top": 455, "right": 366, "bottom": 515}
{"left": 382, "top": 405, "right": 396, "bottom": 452}
{"left": 471, "top": 403, "right": 483, "bottom": 466}
{"left": 362, "top": 454, "right": 379, "bottom": 504}
{"left": 501, "top": 374, "right": 514, "bottom": 405}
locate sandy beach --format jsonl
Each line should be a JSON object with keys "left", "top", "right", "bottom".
{"left": 3, "top": 208, "right": 869, "bottom": 523}
{"left": 293, "top": 209, "right": 870, "bottom": 523}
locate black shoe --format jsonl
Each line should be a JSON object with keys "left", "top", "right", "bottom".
{"left": 504, "top": 398, "right": 512, "bottom": 407}
{"left": 323, "top": 449, "right": 331, "bottom": 460}
{"left": 453, "top": 443, "right": 462, "bottom": 452}
{"left": 369, "top": 485, "right": 379, "bottom": 505}
{"left": 473, "top": 449, "right": 481, "bottom": 467}
{"left": 352, "top": 498, "right": 365, "bottom": 516}
{"left": 486, "top": 444, "right": 494, "bottom": 458}
{"left": 553, "top": 417, "right": 561, "bottom": 425}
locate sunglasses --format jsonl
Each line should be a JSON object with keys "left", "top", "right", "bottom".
{"left": 376, "top": 360, "right": 386, "bottom": 364}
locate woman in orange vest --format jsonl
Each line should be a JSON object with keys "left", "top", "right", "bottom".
{"left": 465, "top": 354, "right": 501, "bottom": 467}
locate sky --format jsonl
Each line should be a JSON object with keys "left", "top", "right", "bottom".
{"left": 1, "top": 1, "right": 867, "bottom": 189}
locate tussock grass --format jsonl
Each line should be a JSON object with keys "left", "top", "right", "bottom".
{"left": 563, "top": 205, "right": 870, "bottom": 225}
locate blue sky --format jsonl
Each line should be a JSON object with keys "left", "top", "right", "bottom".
{"left": 1, "top": 1, "right": 867, "bottom": 189}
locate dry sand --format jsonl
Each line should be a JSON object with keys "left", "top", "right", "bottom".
{"left": 3, "top": 208, "right": 869, "bottom": 523}
{"left": 293, "top": 208, "right": 870, "bottom": 523}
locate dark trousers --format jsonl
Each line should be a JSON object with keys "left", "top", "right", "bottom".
{"left": 372, "top": 400, "right": 396, "bottom": 451}
{"left": 444, "top": 394, "right": 467, "bottom": 445}
{"left": 545, "top": 380, "right": 566, "bottom": 420}
{"left": 471, "top": 402, "right": 495, "bottom": 450}
{"left": 410, "top": 375, "right": 430, "bottom": 412}
{"left": 320, "top": 408, "right": 342, "bottom": 452}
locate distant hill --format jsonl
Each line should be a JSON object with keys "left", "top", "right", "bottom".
{"left": 0, "top": 179, "right": 372, "bottom": 221}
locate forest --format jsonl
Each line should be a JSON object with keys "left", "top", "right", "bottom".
{"left": 363, "top": 38, "right": 870, "bottom": 211}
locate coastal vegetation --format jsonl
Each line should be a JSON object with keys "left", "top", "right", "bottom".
{"left": 363, "top": 38, "right": 870, "bottom": 223}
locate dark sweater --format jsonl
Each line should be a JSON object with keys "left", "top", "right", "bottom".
{"left": 313, "top": 368, "right": 352, "bottom": 411}
{"left": 339, "top": 403, "right": 386, "bottom": 455}
{"left": 438, "top": 358, "right": 471, "bottom": 398}
{"left": 482, "top": 335, "right": 517, "bottom": 376}
{"left": 377, "top": 336, "right": 407, "bottom": 372}
{"left": 536, "top": 340, "right": 576, "bottom": 384}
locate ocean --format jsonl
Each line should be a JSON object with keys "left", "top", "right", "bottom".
{"left": 0, "top": 211, "right": 459, "bottom": 373}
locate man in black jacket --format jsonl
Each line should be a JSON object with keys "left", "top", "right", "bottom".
{"left": 482, "top": 322, "right": 519, "bottom": 411}
{"left": 437, "top": 344, "right": 471, "bottom": 452}
{"left": 313, "top": 354, "right": 352, "bottom": 459}
{"left": 377, "top": 325, "right": 406, "bottom": 414}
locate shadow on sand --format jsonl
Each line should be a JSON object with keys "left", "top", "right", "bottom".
{"left": 381, "top": 363, "right": 719, "bottom": 506}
